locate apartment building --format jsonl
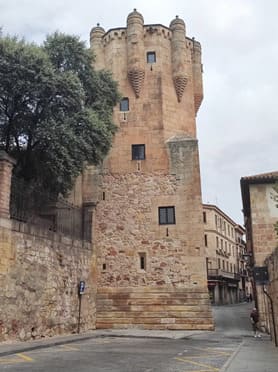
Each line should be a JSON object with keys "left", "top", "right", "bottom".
{"left": 203, "top": 204, "right": 246, "bottom": 305}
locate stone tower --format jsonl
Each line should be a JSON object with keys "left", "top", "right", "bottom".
{"left": 89, "top": 9, "right": 213, "bottom": 330}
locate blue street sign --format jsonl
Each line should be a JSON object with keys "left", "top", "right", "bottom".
{"left": 79, "top": 281, "right": 85, "bottom": 295}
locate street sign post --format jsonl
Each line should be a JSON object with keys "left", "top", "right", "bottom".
{"left": 77, "top": 281, "right": 85, "bottom": 333}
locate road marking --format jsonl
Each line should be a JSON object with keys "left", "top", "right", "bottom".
{"left": 189, "top": 346, "right": 232, "bottom": 357}
{"left": 60, "top": 344, "right": 80, "bottom": 351}
{"left": 175, "top": 357, "right": 220, "bottom": 371}
{"left": 0, "top": 357, "right": 22, "bottom": 365}
{"left": 17, "top": 353, "right": 34, "bottom": 362}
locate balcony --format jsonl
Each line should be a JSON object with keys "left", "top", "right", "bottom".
{"left": 208, "top": 269, "right": 240, "bottom": 281}
{"left": 216, "top": 249, "right": 230, "bottom": 258}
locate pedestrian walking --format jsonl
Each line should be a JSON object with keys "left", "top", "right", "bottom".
{"left": 250, "top": 307, "right": 261, "bottom": 338}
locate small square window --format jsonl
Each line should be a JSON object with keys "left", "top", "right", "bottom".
{"left": 132, "top": 144, "right": 145, "bottom": 160}
{"left": 147, "top": 51, "right": 156, "bottom": 63}
{"left": 159, "top": 206, "right": 175, "bottom": 225}
{"left": 120, "top": 97, "right": 129, "bottom": 111}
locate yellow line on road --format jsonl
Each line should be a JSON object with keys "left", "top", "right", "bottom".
{"left": 175, "top": 357, "right": 219, "bottom": 371}
{"left": 0, "top": 357, "right": 22, "bottom": 364}
{"left": 17, "top": 353, "right": 34, "bottom": 362}
{"left": 60, "top": 344, "right": 80, "bottom": 351}
{"left": 192, "top": 346, "right": 232, "bottom": 356}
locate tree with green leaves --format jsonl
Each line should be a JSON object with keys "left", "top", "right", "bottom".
{"left": 0, "top": 32, "right": 119, "bottom": 196}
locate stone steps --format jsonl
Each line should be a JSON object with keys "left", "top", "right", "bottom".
{"left": 96, "top": 287, "right": 214, "bottom": 330}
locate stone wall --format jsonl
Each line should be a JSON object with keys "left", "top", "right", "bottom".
{"left": 95, "top": 168, "right": 213, "bottom": 330}
{"left": 90, "top": 10, "right": 213, "bottom": 330}
{"left": 265, "top": 247, "right": 278, "bottom": 344}
{"left": 249, "top": 183, "right": 278, "bottom": 331}
{"left": 0, "top": 219, "right": 96, "bottom": 341}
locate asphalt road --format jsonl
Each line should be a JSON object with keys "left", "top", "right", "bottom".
{"left": 0, "top": 303, "right": 254, "bottom": 371}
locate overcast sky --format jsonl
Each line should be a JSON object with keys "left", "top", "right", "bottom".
{"left": 1, "top": 0, "right": 277, "bottom": 224}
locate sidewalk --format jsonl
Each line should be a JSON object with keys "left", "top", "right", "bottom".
{"left": 0, "top": 329, "right": 278, "bottom": 371}
{"left": 221, "top": 334, "right": 278, "bottom": 372}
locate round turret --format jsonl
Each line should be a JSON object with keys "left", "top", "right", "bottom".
{"left": 169, "top": 15, "right": 186, "bottom": 34}
{"left": 170, "top": 16, "right": 188, "bottom": 102}
{"left": 90, "top": 23, "right": 105, "bottom": 45}
{"left": 126, "top": 9, "right": 145, "bottom": 98}
{"left": 90, "top": 23, "right": 105, "bottom": 70}
{"left": 127, "top": 8, "right": 144, "bottom": 27}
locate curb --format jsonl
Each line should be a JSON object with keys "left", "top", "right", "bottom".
{"left": 0, "top": 334, "right": 99, "bottom": 357}
{"left": 219, "top": 340, "right": 244, "bottom": 372}
{"left": 0, "top": 332, "right": 190, "bottom": 357}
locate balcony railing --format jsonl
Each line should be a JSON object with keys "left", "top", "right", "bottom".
{"left": 208, "top": 268, "right": 240, "bottom": 281}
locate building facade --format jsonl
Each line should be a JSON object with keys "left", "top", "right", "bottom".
{"left": 203, "top": 204, "right": 246, "bottom": 305}
{"left": 86, "top": 10, "right": 214, "bottom": 330}
{"left": 241, "top": 172, "right": 278, "bottom": 342}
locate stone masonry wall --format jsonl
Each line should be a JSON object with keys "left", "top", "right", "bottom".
{"left": 0, "top": 219, "right": 96, "bottom": 341}
{"left": 95, "top": 169, "right": 213, "bottom": 330}
{"left": 249, "top": 183, "right": 278, "bottom": 334}
{"left": 265, "top": 247, "right": 278, "bottom": 345}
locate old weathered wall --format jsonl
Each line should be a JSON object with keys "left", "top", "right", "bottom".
{"left": 89, "top": 10, "right": 213, "bottom": 330}
{"left": 249, "top": 183, "right": 278, "bottom": 333}
{"left": 0, "top": 219, "right": 96, "bottom": 341}
{"left": 265, "top": 247, "right": 278, "bottom": 343}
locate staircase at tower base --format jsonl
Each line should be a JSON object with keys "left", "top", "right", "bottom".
{"left": 96, "top": 286, "right": 214, "bottom": 330}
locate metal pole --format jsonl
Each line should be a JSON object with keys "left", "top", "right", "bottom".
{"left": 263, "top": 286, "right": 277, "bottom": 347}
{"left": 77, "top": 295, "right": 82, "bottom": 334}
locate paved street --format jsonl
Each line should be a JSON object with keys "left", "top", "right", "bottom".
{"left": 1, "top": 302, "right": 276, "bottom": 372}
{"left": 0, "top": 336, "right": 239, "bottom": 371}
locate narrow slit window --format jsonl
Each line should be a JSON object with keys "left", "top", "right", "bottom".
{"left": 159, "top": 206, "right": 175, "bottom": 225}
{"left": 120, "top": 97, "right": 129, "bottom": 111}
{"left": 132, "top": 144, "right": 145, "bottom": 160}
{"left": 139, "top": 253, "right": 146, "bottom": 270}
{"left": 147, "top": 51, "right": 156, "bottom": 63}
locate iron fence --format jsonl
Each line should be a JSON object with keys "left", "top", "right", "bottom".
{"left": 10, "top": 176, "right": 90, "bottom": 241}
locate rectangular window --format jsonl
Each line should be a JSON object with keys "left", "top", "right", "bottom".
{"left": 215, "top": 215, "right": 217, "bottom": 228}
{"left": 147, "top": 51, "right": 156, "bottom": 63}
{"left": 132, "top": 144, "right": 145, "bottom": 160}
{"left": 120, "top": 97, "right": 129, "bottom": 111}
{"left": 159, "top": 206, "right": 175, "bottom": 225}
{"left": 204, "top": 234, "right": 208, "bottom": 247}
{"left": 139, "top": 253, "right": 146, "bottom": 270}
{"left": 203, "top": 211, "right": 207, "bottom": 223}
{"left": 218, "top": 258, "right": 221, "bottom": 268}
{"left": 216, "top": 236, "right": 219, "bottom": 248}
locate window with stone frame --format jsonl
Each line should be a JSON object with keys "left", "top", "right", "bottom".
{"left": 147, "top": 51, "right": 156, "bottom": 63}
{"left": 120, "top": 97, "right": 129, "bottom": 111}
{"left": 132, "top": 144, "right": 145, "bottom": 160}
{"left": 158, "top": 206, "right": 176, "bottom": 225}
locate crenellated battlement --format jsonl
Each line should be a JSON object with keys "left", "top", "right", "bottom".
{"left": 92, "top": 25, "right": 199, "bottom": 49}
{"left": 91, "top": 9, "right": 203, "bottom": 109}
